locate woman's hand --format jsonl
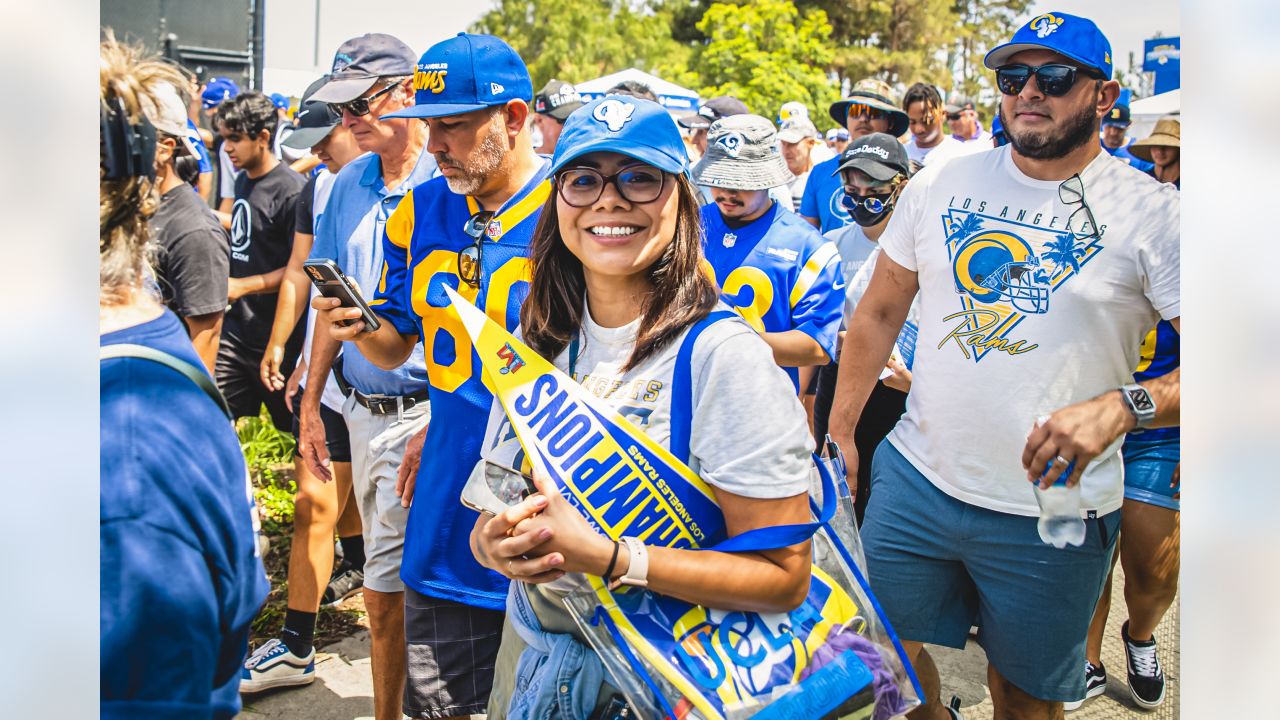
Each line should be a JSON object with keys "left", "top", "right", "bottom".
{"left": 507, "top": 471, "right": 618, "bottom": 576}
{"left": 471, "top": 491, "right": 565, "bottom": 584}
{"left": 260, "top": 342, "right": 287, "bottom": 392}
{"left": 882, "top": 356, "right": 912, "bottom": 393}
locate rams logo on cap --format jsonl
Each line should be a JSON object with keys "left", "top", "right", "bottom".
{"left": 1110, "top": 108, "right": 1121, "bottom": 119}
{"left": 715, "top": 132, "right": 743, "bottom": 157}
{"left": 592, "top": 99, "right": 636, "bottom": 132}
{"left": 1029, "top": 13, "right": 1062, "bottom": 38}
{"left": 415, "top": 63, "right": 448, "bottom": 94}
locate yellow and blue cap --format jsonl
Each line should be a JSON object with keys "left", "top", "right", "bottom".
{"left": 383, "top": 33, "right": 533, "bottom": 120}
{"left": 984, "top": 12, "right": 1113, "bottom": 80}
{"left": 550, "top": 96, "right": 688, "bottom": 176}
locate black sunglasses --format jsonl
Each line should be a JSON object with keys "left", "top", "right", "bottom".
{"left": 330, "top": 81, "right": 399, "bottom": 117}
{"left": 457, "top": 211, "right": 495, "bottom": 288}
{"left": 555, "top": 164, "right": 668, "bottom": 208}
{"left": 1058, "top": 173, "right": 1101, "bottom": 245}
{"left": 995, "top": 63, "right": 1099, "bottom": 98}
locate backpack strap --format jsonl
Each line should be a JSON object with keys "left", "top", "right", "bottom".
{"left": 100, "top": 343, "right": 233, "bottom": 421}
{"left": 667, "top": 310, "right": 737, "bottom": 467}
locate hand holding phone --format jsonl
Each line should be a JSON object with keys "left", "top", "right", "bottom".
{"left": 303, "top": 259, "right": 381, "bottom": 332}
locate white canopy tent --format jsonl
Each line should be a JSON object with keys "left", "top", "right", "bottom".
{"left": 1128, "top": 89, "right": 1179, "bottom": 140}
{"left": 574, "top": 68, "right": 701, "bottom": 113}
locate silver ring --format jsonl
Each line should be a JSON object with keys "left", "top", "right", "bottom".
{"left": 1054, "top": 455, "right": 1071, "bottom": 466}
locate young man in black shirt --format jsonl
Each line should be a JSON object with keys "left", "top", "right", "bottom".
{"left": 141, "top": 78, "right": 230, "bottom": 373}
{"left": 214, "top": 91, "right": 306, "bottom": 428}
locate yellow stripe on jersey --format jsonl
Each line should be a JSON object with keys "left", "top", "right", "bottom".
{"left": 790, "top": 241, "right": 839, "bottom": 309}
{"left": 385, "top": 190, "right": 415, "bottom": 249}
{"left": 464, "top": 180, "right": 552, "bottom": 241}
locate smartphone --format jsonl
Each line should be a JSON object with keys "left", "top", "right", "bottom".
{"left": 461, "top": 460, "right": 538, "bottom": 516}
{"left": 303, "top": 259, "right": 381, "bottom": 332}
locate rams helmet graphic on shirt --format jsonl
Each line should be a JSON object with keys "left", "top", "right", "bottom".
{"left": 952, "top": 230, "right": 1051, "bottom": 314}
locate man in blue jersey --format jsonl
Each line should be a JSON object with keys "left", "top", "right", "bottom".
{"left": 1100, "top": 104, "right": 1155, "bottom": 173}
{"left": 243, "top": 34, "right": 432, "bottom": 720}
{"left": 314, "top": 33, "right": 549, "bottom": 720}
{"left": 800, "top": 78, "right": 910, "bottom": 233}
{"left": 693, "top": 114, "right": 844, "bottom": 390}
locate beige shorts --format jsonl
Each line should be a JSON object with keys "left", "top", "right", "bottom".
{"left": 341, "top": 393, "right": 430, "bottom": 593}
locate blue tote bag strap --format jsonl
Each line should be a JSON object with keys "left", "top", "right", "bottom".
{"left": 668, "top": 310, "right": 737, "bottom": 466}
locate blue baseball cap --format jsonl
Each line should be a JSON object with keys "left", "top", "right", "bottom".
{"left": 201, "top": 77, "right": 240, "bottom": 109}
{"left": 550, "top": 96, "right": 688, "bottom": 176}
{"left": 269, "top": 93, "right": 289, "bottom": 110}
{"left": 984, "top": 12, "right": 1113, "bottom": 80}
{"left": 383, "top": 33, "right": 533, "bottom": 120}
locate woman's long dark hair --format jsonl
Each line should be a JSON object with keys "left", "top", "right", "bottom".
{"left": 520, "top": 172, "right": 719, "bottom": 371}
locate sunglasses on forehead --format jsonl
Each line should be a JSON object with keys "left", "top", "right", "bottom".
{"left": 330, "top": 81, "right": 399, "bottom": 117}
{"left": 995, "top": 63, "right": 1101, "bottom": 98}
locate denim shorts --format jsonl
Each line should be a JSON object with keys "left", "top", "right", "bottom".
{"left": 1122, "top": 432, "right": 1180, "bottom": 512}
{"left": 861, "top": 440, "right": 1119, "bottom": 702}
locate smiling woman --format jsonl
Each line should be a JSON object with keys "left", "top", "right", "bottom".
{"left": 468, "top": 95, "right": 818, "bottom": 718}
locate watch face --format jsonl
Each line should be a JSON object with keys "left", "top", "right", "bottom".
{"left": 1128, "top": 388, "right": 1155, "bottom": 412}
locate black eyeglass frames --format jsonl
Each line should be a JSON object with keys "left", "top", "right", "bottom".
{"left": 1058, "top": 173, "right": 1101, "bottom": 244}
{"left": 457, "top": 211, "right": 495, "bottom": 287}
{"left": 555, "top": 164, "right": 668, "bottom": 208}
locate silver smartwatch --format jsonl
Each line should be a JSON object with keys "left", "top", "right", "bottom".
{"left": 1119, "top": 383, "right": 1156, "bottom": 428}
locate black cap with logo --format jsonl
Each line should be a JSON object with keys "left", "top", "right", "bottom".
{"left": 534, "top": 79, "right": 585, "bottom": 121}
{"left": 832, "top": 132, "right": 911, "bottom": 182}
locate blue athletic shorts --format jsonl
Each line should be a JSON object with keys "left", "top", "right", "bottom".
{"left": 861, "top": 440, "right": 1119, "bottom": 702}
{"left": 1122, "top": 433, "right": 1180, "bottom": 512}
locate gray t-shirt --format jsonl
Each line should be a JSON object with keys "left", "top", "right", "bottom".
{"left": 149, "top": 186, "right": 231, "bottom": 318}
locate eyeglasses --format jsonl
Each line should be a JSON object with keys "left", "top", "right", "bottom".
{"left": 457, "top": 211, "right": 495, "bottom": 287}
{"left": 1058, "top": 174, "right": 1100, "bottom": 245}
{"left": 995, "top": 63, "right": 1099, "bottom": 98}
{"left": 946, "top": 112, "right": 962, "bottom": 122}
{"left": 330, "top": 81, "right": 399, "bottom": 117}
{"left": 840, "top": 189, "right": 894, "bottom": 214}
{"left": 847, "top": 104, "right": 889, "bottom": 122}
{"left": 555, "top": 164, "right": 668, "bottom": 208}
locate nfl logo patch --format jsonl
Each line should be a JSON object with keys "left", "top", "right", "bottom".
{"left": 486, "top": 219, "right": 503, "bottom": 239}
{"left": 722, "top": 232, "right": 737, "bottom": 248}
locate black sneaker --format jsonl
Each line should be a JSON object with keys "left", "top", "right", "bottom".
{"left": 1122, "top": 620, "right": 1165, "bottom": 709}
{"left": 1063, "top": 661, "right": 1107, "bottom": 711}
{"left": 322, "top": 560, "right": 364, "bottom": 607}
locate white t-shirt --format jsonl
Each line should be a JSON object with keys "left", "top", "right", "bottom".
{"left": 786, "top": 170, "right": 811, "bottom": 212}
{"left": 905, "top": 133, "right": 985, "bottom": 168}
{"left": 877, "top": 147, "right": 1179, "bottom": 516}
{"left": 300, "top": 170, "right": 346, "bottom": 412}
{"left": 825, "top": 223, "right": 877, "bottom": 324}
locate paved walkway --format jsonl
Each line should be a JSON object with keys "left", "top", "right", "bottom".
{"left": 238, "top": 565, "right": 1178, "bottom": 719}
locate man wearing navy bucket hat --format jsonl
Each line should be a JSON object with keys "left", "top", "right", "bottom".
{"left": 313, "top": 32, "right": 550, "bottom": 720}
{"left": 829, "top": 11, "right": 1181, "bottom": 718}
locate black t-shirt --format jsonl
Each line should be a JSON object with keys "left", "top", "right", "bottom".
{"left": 226, "top": 161, "right": 305, "bottom": 348}
{"left": 295, "top": 173, "right": 318, "bottom": 236}
{"left": 150, "top": 186, "right": 231, "bottom": 318}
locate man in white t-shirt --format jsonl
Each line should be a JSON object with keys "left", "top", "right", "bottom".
{"left": 828, "top": 12, "right": 1180, "bottom": 719}
{"left": 902, "top": 83, "right": 984, "bottom": 169}
{"left": 945, "top": 97, "right": 993, "bottom": 145}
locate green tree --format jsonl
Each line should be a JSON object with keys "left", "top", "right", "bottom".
{"left": 795, "top": 0, "right": 960, "bottom": 93}
{"left": 471, "top": 0, "right": 694, "bottom": 92}
{"left": 694, "top": 0, "right": 840, "bottom": 123}
{"left": 950, "top": 0, "right": 1034, "bottom": 99}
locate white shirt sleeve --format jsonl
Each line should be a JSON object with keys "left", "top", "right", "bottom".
{"left": 877, "top": 167, "right": 931, "bottom": 272}
{"left": 1138, "top": 184, "right": 1181, "bottom": 321}
{"left": 688, "top": 322, "right": 814, "bottom": 500}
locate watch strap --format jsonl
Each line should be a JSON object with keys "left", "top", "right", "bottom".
{"left": 611, "top": 536, "right": 649, "bottom": 589}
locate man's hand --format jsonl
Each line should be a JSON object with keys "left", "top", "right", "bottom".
{"left": 881, "top": 357, "right": 912, "bottom": 394}
{"left": 1022, "top": 391, "right": 1134, "bottom": 489}
{"left": 312, "top": 294, "right": 371, "bottom": 342}
{"left": 284, "top": 361, "right": 305, "bottom": 413}
{"left": 828, "top": 429, "right": 859, "bottom": 498}
{"left": 297, "top": 403, "right": 332, "bottom": 482}
{"left": 396, "top": 423, "right": 428, "bottom": 508}
{"left": 260, "top": 343, "right": 287, "bottom": 391}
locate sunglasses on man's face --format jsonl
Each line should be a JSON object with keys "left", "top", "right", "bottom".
{"left": 995, "top": 63, "right": 1098, "bottom": 98}
{"left": 330, "top": 81, "right": 399, "bottom": 117}
{"left": 847, "top": 104, "right": 889, "bottom": 122}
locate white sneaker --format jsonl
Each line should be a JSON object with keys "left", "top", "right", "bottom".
{"left": 240, "top": 638, "right": 315, "bottom": 693}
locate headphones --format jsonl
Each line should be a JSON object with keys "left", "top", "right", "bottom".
{"left": 100, "top": 96, "right": 157, "bottom": 181}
